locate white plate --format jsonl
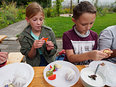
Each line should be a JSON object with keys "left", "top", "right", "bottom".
{"left": 43, "top": 61, "right": 80, "bottom": 87}
{"left": 89, "top": 60, "right": 116, "bottom": 86}
{"left": 0, "top": 63, "right": 34, "bottom": 87}
{"left": 89, "top": 60, "right": 115, "bottom": 68}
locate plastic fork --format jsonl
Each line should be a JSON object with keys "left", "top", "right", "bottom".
{"left": 88, "top": 63, "right": 105, "bottom": 80}
{"left": 12, "top": 77, "right": 26, "bottom": 87}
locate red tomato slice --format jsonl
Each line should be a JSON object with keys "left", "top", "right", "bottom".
{"left": 48, "top": 74, "right": 56, "bottom": 80}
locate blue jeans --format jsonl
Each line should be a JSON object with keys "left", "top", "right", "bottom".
{"left": 40, "top": 55, "right": 48, "bottom": 66}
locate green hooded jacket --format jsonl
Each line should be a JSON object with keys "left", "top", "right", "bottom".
{"left": 18, "top": 25, "right": 57, "bottom": 66}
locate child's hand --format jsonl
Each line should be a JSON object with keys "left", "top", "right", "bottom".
{"left": 88, "top": 50, "right": 109, "bottom": 61}
{"left": 0, "top": 52, "right": 8, "bottom": 64}
{"left": 102, "top": 49, "right": 113, "bottom": 57}
{"left": 46, "top": 41, "right": 54, "bottom": 51}
{"left": 33, "top": 37, "right": 45, "bottom": 49}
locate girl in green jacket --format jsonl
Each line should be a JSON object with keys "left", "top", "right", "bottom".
{"left": 19, "top": 2, "right": 57, "bottom": 66}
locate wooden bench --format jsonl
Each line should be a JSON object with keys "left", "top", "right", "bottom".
{"left": 7, "top": 52, "right": 24, "bottom": 65}
{"left": 0, "top": 35, "right": 7, "bottom": 43}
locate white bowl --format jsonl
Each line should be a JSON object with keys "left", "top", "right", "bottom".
{"left": 89, "top": 61, "right": 116, "bottom": 86}
{"left": 80, "top": 67, "right": 105, "bottom": 87}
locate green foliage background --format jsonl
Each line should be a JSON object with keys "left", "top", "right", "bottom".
{"left": 0, "top": 0, "right": 51, "bottom": 8}
{"left": 44, "top": 13, "right": 116, "bottom": 38}
{"left": 0, "top": 1, "right": 116, "bottom": 38}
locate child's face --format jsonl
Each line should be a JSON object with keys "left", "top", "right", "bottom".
{"left": 72, "top": 13, "right": 96, "bottom": 35}
{"left": 26, "top": 12, "right": 44, "bottom": 32}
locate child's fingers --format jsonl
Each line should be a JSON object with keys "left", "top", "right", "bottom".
{"left": 33, "top": 40, "right": 44, "bottom": 48}
{"left": 40, "top": 37, "right": 44, "bottom": 40}
{"left": 46, "top": 41, "right": 54, "bottom": 47}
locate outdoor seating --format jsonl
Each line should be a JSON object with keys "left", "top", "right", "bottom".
{"left": 0, "top": 0, "right": 116, "bottom": 87}
{"left": 0, "top": 35, "right": 7, "bottom": 43}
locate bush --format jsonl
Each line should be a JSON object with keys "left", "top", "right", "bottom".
{"left": 17, "top": 8, "right": 25, "bottom": 20}
{"left": 46, "top": 8, "right": 52, "bottom": 17}
{"left": 0, "top": 2, "right": 17, "bottom": 28}
{"left": 0, "top": 1, "right": 25, "bottom": 29}
{"left": 60, "top": 8, "right": 70, "bottom": 14}
{"left": 44, "top": 7, "right": 57, "bottom": 17}
{"left": 111, "top": 2, "right": 116, "bottom": 12}
{"left": 96, "top": 7, "right": 106, "bottom": 16}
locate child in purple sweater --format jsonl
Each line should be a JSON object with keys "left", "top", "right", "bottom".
{"left": 63, "top": 1, "right": 112, "bottom": 65}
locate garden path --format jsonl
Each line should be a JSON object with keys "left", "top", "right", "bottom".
{"left": 0, "top": 20, "right": 62, "bottom": 52}
{"left": 60, "top": 14, "right": 72, "bottom": 17}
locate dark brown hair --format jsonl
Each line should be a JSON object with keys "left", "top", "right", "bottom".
{"left": 73, "top": 1, "right": 96, "bottom": 20}
{"left": 26, "top": 2, "right": 44, "bottom": 19}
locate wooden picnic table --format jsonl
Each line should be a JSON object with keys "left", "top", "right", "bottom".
{"left": 0, "top": 35, "right": 7, "bottom": 43}
{"left": 7, "top": 52, "right": 24, "bottom": 64}
{"left": 28, "top": 65, "right": 85, "bottom": 87}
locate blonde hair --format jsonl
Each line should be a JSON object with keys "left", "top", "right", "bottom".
{"left": 26, "top": 2, "right": 44, "bottom": 19}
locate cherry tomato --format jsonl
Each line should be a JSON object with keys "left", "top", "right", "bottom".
{"left": 53, "top": 69, "right": 56, "bottom": 72}
{"left": 50, "top": 65, "right": 52, "bottom": 68}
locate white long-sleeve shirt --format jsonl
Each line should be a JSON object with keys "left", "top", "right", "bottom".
{"left": 98, "top": 25, "right": 116, "bottom": 63}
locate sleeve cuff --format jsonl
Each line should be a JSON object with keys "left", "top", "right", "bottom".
{"left": 0, "top": 61, "right": 7, "bottom": 68}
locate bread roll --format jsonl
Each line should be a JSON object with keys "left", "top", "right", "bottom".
{"left": 65, "top": 68, "right": 75, "bottom": 81}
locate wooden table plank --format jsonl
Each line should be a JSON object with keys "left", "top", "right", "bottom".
{"left": 0, "top": 35, "right": 7, "bottom": 43}
{"left": 72, "top": 65, "right": 85, "bottom": 87}
{"left": 28, "top": 65, "right": 85, "bottom": 87}
{"left": 7, "top": 52, "right": 24, "bottom": 64}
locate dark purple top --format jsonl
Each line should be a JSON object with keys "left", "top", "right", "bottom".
{"left": 62, "top": 25, "right": 98, "bottom": 65}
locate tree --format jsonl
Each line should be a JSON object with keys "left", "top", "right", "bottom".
{"left": 56, "top": 0, "right": 60, "bottom": 16}
{"left": 70, "top": 0, "right": 72, "bottom": 14}
{"left": 0, "top": 0, "right": 51, "bottom": 8}
{"left": 56, "top": 0, "right": 64, "bottom": 16}
{"left": 94, "top": 0, "right": 98, "bottom": 8}
{"left": 46, "top": 0, "right": 51, "bottom": 8}
{"left": 77, "top": 0, "right": 79, "bottom": 3}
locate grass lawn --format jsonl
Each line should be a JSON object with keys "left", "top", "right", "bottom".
{"left": 45, "top": 13, "right": 116, "bottom": 38}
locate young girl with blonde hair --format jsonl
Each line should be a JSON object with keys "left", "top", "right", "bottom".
{"left": 19, "top": 2, "right": 57, "bottom": 66}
